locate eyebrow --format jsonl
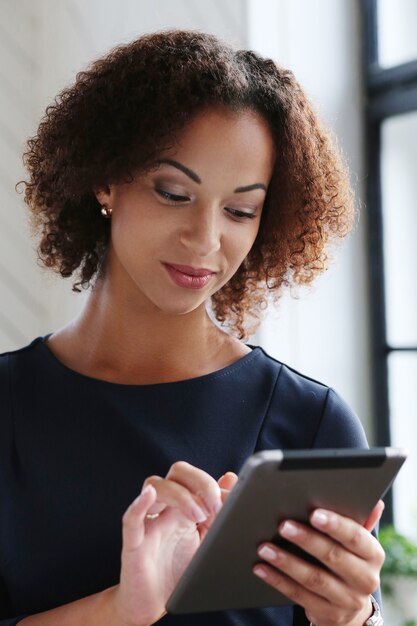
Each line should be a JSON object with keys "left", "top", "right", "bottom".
{"left": 157, "top": 158, "right": 267, "bottom": 193}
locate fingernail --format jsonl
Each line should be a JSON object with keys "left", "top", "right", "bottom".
{"left": 253, "top": 566, "right": 267, "bottom": 578}
{"left": 190, "top": 505, "right": 208, "bottom": 523}
{"left": 280, "top": 521, "right": 299, "bottom": 537}
{"left": 311, "top": 510, "right": 329, "bottom": 526}
{"left": 259, "top": 545, "right": 277, "bottom": 560}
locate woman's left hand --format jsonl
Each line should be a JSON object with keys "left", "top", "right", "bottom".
{"left": 253, "top": 500, "right": 385, "bottom": 626}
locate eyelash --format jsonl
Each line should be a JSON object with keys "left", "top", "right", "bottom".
{"left": 155, "top": 188, "right": 257, "bottom": 220}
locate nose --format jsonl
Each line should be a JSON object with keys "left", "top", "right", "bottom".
{"left": 179, "top": 204, "right": 221, "bottom": 257}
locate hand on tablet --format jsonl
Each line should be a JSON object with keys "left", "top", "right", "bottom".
{"left": 253, "top": 500, "right": 385, "bottom": 626}
{"left": 112, "top": 462, "right": 236, "bottom": 626}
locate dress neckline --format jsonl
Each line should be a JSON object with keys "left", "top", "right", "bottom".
{"left": 37, "top": 334, "right": 261, "bottom": 388}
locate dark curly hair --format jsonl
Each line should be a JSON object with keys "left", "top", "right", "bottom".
{"left": 18, "top": 29, "right": 355, "bottom": 340}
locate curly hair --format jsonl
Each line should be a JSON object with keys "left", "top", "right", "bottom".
{"left": 18, "top": 29, "right": 355, "bottom": 340}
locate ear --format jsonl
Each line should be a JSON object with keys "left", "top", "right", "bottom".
{"left": 93, "top": 184, "right": 112, "bottom": 207}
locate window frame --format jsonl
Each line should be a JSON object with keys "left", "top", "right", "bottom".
{"left": 361, "top": 0, "right": 417, "bottom": 525}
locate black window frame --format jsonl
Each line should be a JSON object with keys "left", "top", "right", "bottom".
{"left": 361, "top": 0, "right": 417, "bottom": 525}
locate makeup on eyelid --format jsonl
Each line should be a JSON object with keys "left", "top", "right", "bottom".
{"left": 153, "top": 185, "right": 260, "bottom": 219}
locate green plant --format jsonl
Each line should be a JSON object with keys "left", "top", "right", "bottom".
{"left": 378, "top": 525, "right": 417, "bottom": 596}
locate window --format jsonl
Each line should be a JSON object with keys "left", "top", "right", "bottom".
{"left": 362, "top": 0, "right": 417, "bottom": 536}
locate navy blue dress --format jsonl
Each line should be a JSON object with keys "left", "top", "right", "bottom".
{"left": 0, "top": 335, "right": 371, "bottom": 625}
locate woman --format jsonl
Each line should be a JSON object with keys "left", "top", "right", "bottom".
{"left": 0, "top": 30, "right": 384, "bottom": 625}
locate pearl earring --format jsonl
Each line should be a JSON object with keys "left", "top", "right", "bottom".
{"left": 100, "top": 205, "right": 112, "bottom": 218}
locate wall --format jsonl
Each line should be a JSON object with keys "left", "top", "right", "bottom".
{"left": 0, "top": 0, "right": 49, "bottom": 348}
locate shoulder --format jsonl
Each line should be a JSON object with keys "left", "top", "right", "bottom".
{"left": 252, "top": 345, "right": 368, "bottom": 450}
{"left": 0, "top": 350, "right": 10, "bottom": 394}
{"left": 0, "top": 336, "right": 50, "bottom": 453}
{"left": 0, "top": 336, "right": 45, "bottom": 361}
{"left": 253, "top": 345, "right": 332, "bottom": 401}
{"left": 0, "top": 336, "right": 45, "bottom": 379}
{"left": 0, "top": 335, "right": 46, "bottom": 409}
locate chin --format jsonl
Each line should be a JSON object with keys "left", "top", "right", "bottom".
{"left": 162, "top": 302, "right": 205, "bottom": 317}
{"left": 147, "top": 295, "right": 206, "bottom": 317}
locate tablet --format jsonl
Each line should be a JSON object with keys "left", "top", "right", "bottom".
{"left": 166, "top": 447, "right": 407, "bottom": 614}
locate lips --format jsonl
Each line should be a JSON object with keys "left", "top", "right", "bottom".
{"left": 165, "top": 263, "right": 215, "bottom": 277}
{"left": 162, "top": 263, "right": 216, "bottom": 290}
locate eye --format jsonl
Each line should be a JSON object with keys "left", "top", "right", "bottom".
{"left": 155, "top": 188, "right": 190, "bottom": 203}
{"left": 225, "top": 208, "right": 257, "bottom": 220}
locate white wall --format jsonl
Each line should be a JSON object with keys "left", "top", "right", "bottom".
{"left": 0, "top": 0, "right": 49, "bottom": 348}
{"left": 248, "top": 0, "right": 373, "bottom": 438}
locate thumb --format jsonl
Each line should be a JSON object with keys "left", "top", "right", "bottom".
{"left": 363, "top": 499, "right": 385, "bottom": 532}
{"left": 218, "top": 471, "right": 238, "bottom": 491}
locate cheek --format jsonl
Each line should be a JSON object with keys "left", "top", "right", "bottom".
{"left": 110, "top": 212, "right": 149, "bottom": 275}
{"left": 111, "top": 201, "right": 158, "bottom": 249}
{"left": 111, "top": 216, "right": 137, "bottom": 256}
{"left": 228, "top": 226, "right": 260, "bottom": 264}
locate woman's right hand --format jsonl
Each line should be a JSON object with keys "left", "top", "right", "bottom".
{"left": 112, "top": 462, "right": 238, "bottom": 626}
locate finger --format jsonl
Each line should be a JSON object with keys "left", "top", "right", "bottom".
{"left": 218, "top": 472, "right": 239, "bottom": 505}
{"left": 253, "top": 560, "right": 368, "bottom": 626}
{"left": 252, "top": 561, "right": 337, "bottom": 620}
{"left": 166, "top": 461, "right": 222, "bottom": 516}
{"left": 256, "top": 542, "right": 350, "bottom": 606}
{"left": 122, "top": 485, "right": 157, "bottom": 551}
{"left": 279, "top": 518, "right": 383, "bottom": 593}
{"left": 142, "top": 474, "right": 209, "bottom": 524}
{"left": 309, "top": 509, "right": 385, "bottom": 564}
{"left": 218, "top": 471, "right": 238, "bottom": 491}
{"left": 363, "top": 500, "right": 385, "bottom": 532}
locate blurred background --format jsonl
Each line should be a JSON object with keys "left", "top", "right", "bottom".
{"left": 0, "top": 0, "right": 416, "bottom": 617}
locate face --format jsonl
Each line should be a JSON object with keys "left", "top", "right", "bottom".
{"left": 96, "top": 107, "right": 275, "bottom": 316}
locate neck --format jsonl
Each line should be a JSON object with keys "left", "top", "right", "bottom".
{"left": 51, "top": 273, "right": 242, "bottom": 384}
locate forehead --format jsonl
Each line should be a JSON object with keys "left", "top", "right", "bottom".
{"left": 157, "top": 107, "right": 276, "bottom": 185}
